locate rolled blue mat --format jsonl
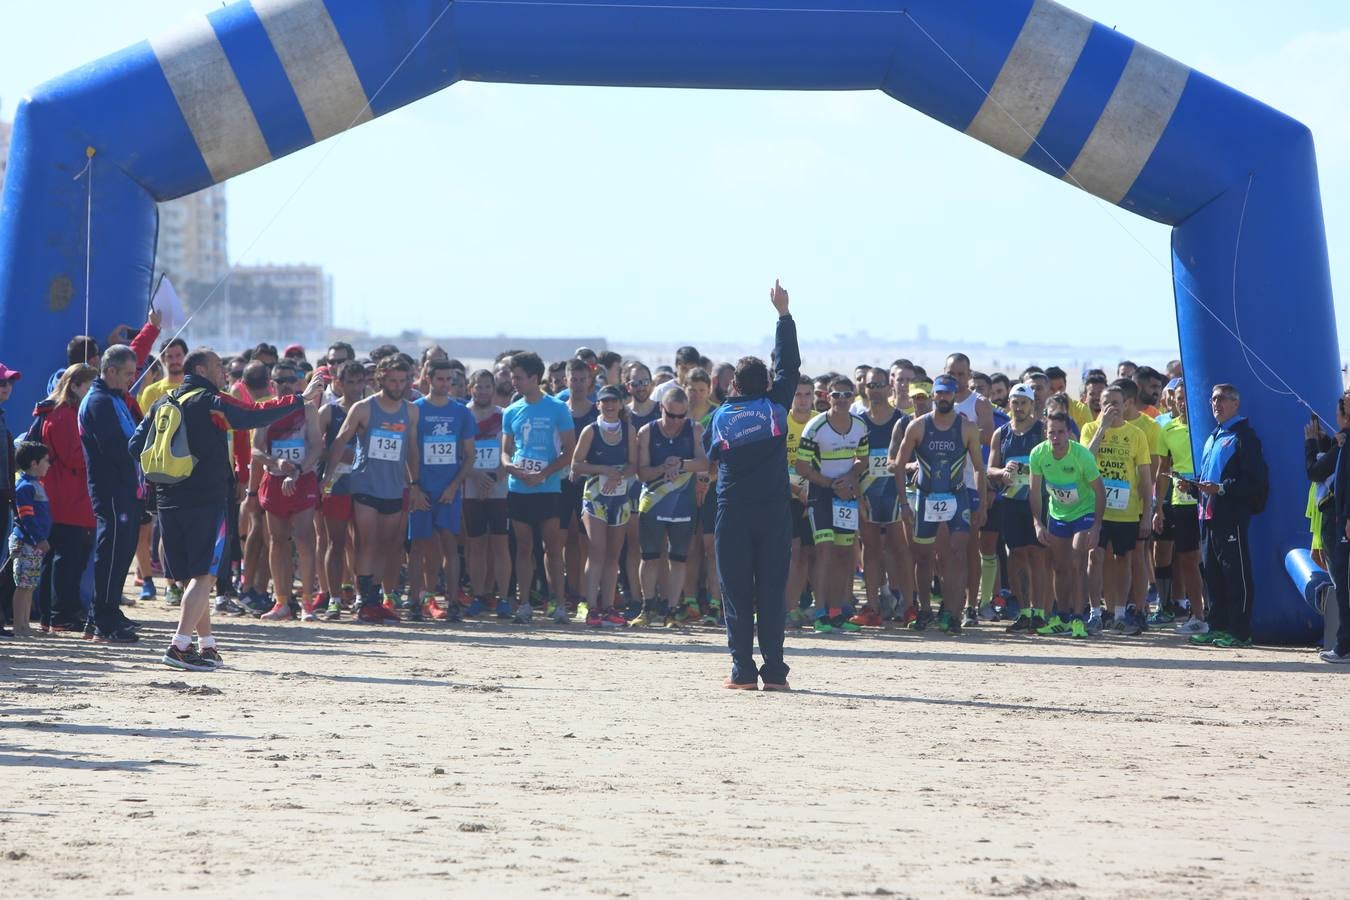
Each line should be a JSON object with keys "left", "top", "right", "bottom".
{"left": 1285, "top": 548, "right": 1332, "bottom": 611}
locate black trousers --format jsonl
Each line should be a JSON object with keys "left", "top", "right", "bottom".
{"left": 1327, "top": 525, "right": 1350, "bottom": 656}
{"left": 38, "top": 523, "right": 95, "bottom": 627}
{"left": 715, "top": 499, "right": 791, "bottom": 685}
{"left": 92, "top": 494, "right": 142, "bottom": 633}
{"left": 1199, "top": 516, "right": 1255, "bottom": 642}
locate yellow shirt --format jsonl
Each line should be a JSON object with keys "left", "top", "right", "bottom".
{"left": 1079, "top": 420, "right": 1151, "bottom": 523}
{"left": 1069, "top": 398, "right": 1094, "bottom": 430}
{"left": 786, "top": 411, "right": 813, "bottom": 497}
{"left": 137, "top": 376, "right": 184, "bottom": 413}
{"left": 1125, "top": 411, "right": 1165, "bottom": 460}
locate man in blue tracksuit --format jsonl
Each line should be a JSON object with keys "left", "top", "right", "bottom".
{"left": 708, "top": 280, "right": 800, "bottom": 690}
{"left": 79, "top": 345, "right": 145, "bottom": 643}
{"left": 1177, "top": 383, "right": 1268, "bottom": 648}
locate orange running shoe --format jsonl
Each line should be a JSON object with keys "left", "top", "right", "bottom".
{"left": 423, "top": 595, "right": 447, "bottom": 621}
{"left": 849, "top": 607, "right": 884, "bottom": 628}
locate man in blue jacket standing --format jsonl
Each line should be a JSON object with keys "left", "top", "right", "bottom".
{"left": 708, "top": 280, "right": 800, "bottom": 691}
{"left": 1177, "top": 383, "right": 1268, "bottom": 649}
{"left": 79, "top": 346, "right": 145, "bottom": 643}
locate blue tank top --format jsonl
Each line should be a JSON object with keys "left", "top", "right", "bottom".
{"left": 585, "top": 419, "right": 629, "bottom": 467}
{"left": 629, "top": 403, "right": 660, "bottom": 432}
{"left": 351, "top": 398, "right": 410, "bottom": 500}
{"left": 996, "top": 419, "right": 1045, "bottom": 502}
{"left": 640, "top": 419, "right": 696, "bottom": 522}
{"left": 915, "top": 414, "right": 967, "bottom": 495}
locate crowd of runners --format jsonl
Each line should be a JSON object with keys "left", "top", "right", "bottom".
{"left": 0, "top": 294, "right": 1296, "bottom": 674}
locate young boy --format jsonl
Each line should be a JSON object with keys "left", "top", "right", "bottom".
{"left": 9, "top": 441, "right": 52, "bottom": 636}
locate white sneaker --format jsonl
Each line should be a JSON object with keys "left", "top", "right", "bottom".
{"left": 978, "top": 602, "right": 998, "bottom": 621}
{"left": 1319, "top": 648, "right": 1350, "bottom": 664}
{"left": 550, "top": 606, "right": 570, "bottom": 624}
{"left": 1175, "top": 617, "right": 1210, "bottom": 635}
{"left": 513, "top": 603, "right": 534, "bottom": 624}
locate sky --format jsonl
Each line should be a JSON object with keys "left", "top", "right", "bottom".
{"left": 1, "top": 1, "right": 1346, "bottom": 353}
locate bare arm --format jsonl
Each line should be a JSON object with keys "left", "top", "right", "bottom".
{"left": 322, "top": 400, "right": 368, "bottom": 487}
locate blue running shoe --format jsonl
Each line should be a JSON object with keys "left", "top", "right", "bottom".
{"left": 495, "top": 598, "right": 514, "bottom": 619}
{"left": 465, "top": 597, "right": 486, "bottom": 617}
{"left": 139, "top": 578, "right": 157, "bottom": 602}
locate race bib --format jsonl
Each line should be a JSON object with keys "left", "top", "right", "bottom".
{"left": 474, "top": 442, "right": 501, "bottom": 470}
{"left": 789, "top": 473, "right": 809, "bottom": 495}
{"left": 868, "top": 450, "right": 891, "bottom": 480}
{"left": 423, "top": 438, "right": 457, "bottom": 466}
{"left": 923, "top": 492, "right": 957, "bottom": 523}
{"left": 1049, "top": 482, "right": 1079, "bottom": 506}
{"left": 1006, "top": 456, "right": 1030, "bottom": 493}
{"left": 1103, "top": 478, "right": 1131, "bottom": 511}
{"left": 602, "top": 474, "right": 630, "bottom": 497}
{"left": 518, "top": 455, "right": 546, "bottom": 475}
{"left": 831, "top": 497, "right": 858, "bottom": 530}
{"left": 272, "top": 437, "right": 304, "bottom": 463}
{"left": 369, "top": 428, "right": 403, "bottom": 462}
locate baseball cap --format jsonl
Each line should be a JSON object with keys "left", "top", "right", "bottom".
{"left": 909, "top": 381, "right": 933, "bottom": 398}
{"left": 284, "top": 343, "right": 305, "bottom": 357}
{"left": 1009, "top": 383, "right": 1036, "bottom": 402}
{"left": 0, "top": 364, "right": 22, "bottom": 382}
{"left": 932, "top": 374, "right": 959, "bottom": 394}
{"left": 1165, "top": 377, "right": 1182, "bottom": 390}
{"left": 597, "top": 385, "right": 623, "bottom": 401}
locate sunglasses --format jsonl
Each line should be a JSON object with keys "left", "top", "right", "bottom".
{"left": 629, "top": 379, "right": 652, "bottom": 387}
{"left": 864, "top": 382, "right": 887, "bottom": 390}
{"left": 830, "top": 390, "right": 855, "bottom": 399}
{"left": 273, "top": 377, "right": 299, "bottom": 386}
{"left": 664, "top": 411, "right": 688, "bottom": 419}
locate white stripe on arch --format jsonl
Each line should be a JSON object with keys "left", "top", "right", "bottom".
{"left": 149, "top": 16, "right": 273, "bottom": 184}
{"left": 965, "top": 0, "right": 1093, "bottom": 161}
{"left": 1064, "top": 43, "right": 1190, "bottom": 205}
{"left": 252, "top": 0, "right": 374, "bottom": 143}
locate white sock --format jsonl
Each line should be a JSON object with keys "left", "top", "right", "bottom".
{"left": 1114, "top": 605, "right": 1126, "bottom": 620}
{"left": 172, "top": 633, "right": 191, "bottom": 651}
{"left": 199, "top": 634, "right": 216, "bottom": 649}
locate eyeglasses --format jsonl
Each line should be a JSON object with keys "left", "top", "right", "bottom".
{"left": 864, "top": 382, "right": 887, "bottom": 390}
{"left": 830, "top": 390, "right": 855, "bottom": 399}
{"left": 273, "top": 377, "right": 298, "bottom": 386}
{"left": 629, "top": 379, "right": 652, "bottom": 387}
{"left": 664, "top": 411, "right": 688, "bottom": 419}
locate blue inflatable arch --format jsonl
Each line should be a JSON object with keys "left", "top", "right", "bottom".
{"left": 0, "top": 0, "right": 1338, "bottom": 642}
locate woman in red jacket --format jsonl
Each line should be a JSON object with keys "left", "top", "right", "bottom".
{"left": 34, "top": 364, "right": 98, "bottom": 630}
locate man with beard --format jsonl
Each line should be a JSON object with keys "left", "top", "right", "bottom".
{"left": 894, "top": 374, "right": 986, "bottom": 635}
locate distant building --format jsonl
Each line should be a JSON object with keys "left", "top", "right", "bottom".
{"left": 156, "top": 185, "right": 229, "bottom": 287}
{"left": 189, "top": 265, "right": 332, "bottom": 352}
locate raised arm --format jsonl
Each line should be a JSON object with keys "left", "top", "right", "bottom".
{"left": 765, "top": 280, "right": 801, "bottom": 409}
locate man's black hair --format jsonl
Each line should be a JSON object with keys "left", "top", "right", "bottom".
{"left": 511, "top": 351, "right": 546, "bottom": 381}
{"left": 733, "top": 356, "right": 769, "bottom": 398}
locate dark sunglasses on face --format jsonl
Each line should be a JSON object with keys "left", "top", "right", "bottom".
{"left": 830, "top": 390, "right": 855, "bottom": 399}
{"left": 274, "top": 377, "right": 298, "bottom": 386}
{"left": 865, "top": 382, "right": 887, "bottom": 390}
{"left": 664, "top": 411, "right": 688, "bottom": 419}
{"left": 629, "top": 379, "right": 652, "bottom": 387}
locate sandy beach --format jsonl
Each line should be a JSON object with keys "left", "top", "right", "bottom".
{"left": 3, "top": 601, "right": 1348, "bottom": 898}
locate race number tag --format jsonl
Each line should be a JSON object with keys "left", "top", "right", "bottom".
{"left": 1103, "top": 478, "right": 1131, "bottom": 511}
{"left": 1006, "top": 456, "right": 1030, "bottom": 493}
{"left": 789, "top": 473, "right": 809, "bottom": 495}
{"left": 602, "top": 475, "right": 630, "bottom": 497}
{"left": 868, "top": 450, "right": 891, "bottom": 480}
{"left": 923, "top": 492, "right": 957, "bottom": 523}
{"left": 272, "top": 438, "right": 304, "bottom": 463}
{"left": 1049, "top": 482, "right": 1080, "bottom": 506}
{"left": 369, "top": 428, "right": 403, "bottom": 462}
{"left": 518, "top": 455, "right": 546, "bottom": 475}
{"left": 474, "top": 442, "right": 501, "bottom": 470}
{"left": 832, "top": 498, "right": 858, "bottom": 530}
{"left": 423, "top": 438, "right": 457, "bottom": 466}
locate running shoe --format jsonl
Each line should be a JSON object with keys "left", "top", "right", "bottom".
{"left": 1085, "top": 611, "right": 1104, "bottom": 636}
{"left": 946, "top": 617, "right": 963, "bottom": 635}
{"left": 1319, "top": 648, "right": 1350, "bottom": 664}
{"left": 937, "top": 609, "right": 953, "bottom": 633}
{"left": 602, "top": 609, "right": 627, "bottom": 628}
{"left": 909, "top": 608, "right": 930, "bottom": 631}
{"left": 378, "top": 603, "right": 402, "bottom": 624}
{"left": 82, "top": 621, "right": 96, "bottom": 641}
{"left": 383, "top": 592, "right": 402, "bottom": 614}
{"left": 1069, "top": 618, "right": 1089, "bottom": 639}
{"left": 1027, "top": 614, "right": 1048, "bottom": 634}
{"left": 243, "top": 591, "right": 273, "bottom": 617}
{"left": 1120, "top": 612, "right": 1143, "bottom": 636}
{"left": 165, "top": 584, "right": 184, "bottom": 607}
{"left": 442, "top": 600, "right": 464, "bottom": 623}
{"left": 585, "top": 609, "right": 603, "bottom": 627}
{"left": 1148, "top": 609, "right": 1175, "bottom": 626}
{"left": 48, "top": 620, "right": 85, "bottom": 634}
{"left": 901, "top": 606, "right": 918, "bottom": 627}
{"left": 356, "top": 604, "right": 384, "bottom": 625}
{"left": 551, "top": 604, "right": 571, "bottom": 625}
{"left": 197, "top": 646, "right": 224, "bottom": 668}
{"left": 300, "top": 596, "right": 320, "bottom": 623}
{"left": 261, "top": 602, "right": 293, "bottom": 621}
{"left": 963, "top": 606, "right": 979, "bottom": 627}
{"left": 1189, "top": 629, "right": 1228, "bottom": 645}
{"left": 1212, "top": 633, "right": 1252, "bottom": 648}
{"left": 513, "top": 603, "right": 534, "bottom": 624}
{"left": 96, "top": 626, "right": 140, "bottom": 644}
{"left": 325, "top": 597, "right": 342, "bottom": 621}
{"left": 422, "top": 594, "right": 447, "bottom": 621}
{"left": 214, "top": 596, "right": 247, "bottom": 617}
{"left": 495, "top": 599, "right": 514, "bottom": 619}
{"left": 465, "top": 596, "right": 487, "bottom": 617}
{"left": 139, "top": 578, "right": 156, "bottom": 602}
{"left": 404, "top": 599, "right": 423, "bottom": 622}
{"left": 838, "top": 619, "right": 862, "bottom": 632}
{"left": 1006, "top": 612, "right": 1032, "bottom": 633}
{"left": 339, "top": 584, "right": 357, "bottom": 610}
{"left": 1031, "top": 615, "right": 1063, "bottom": 636}
{"left": 812, "top": 620, "right": 835, "bottom": 634}
{"left": 848, "top": 607, "right": 885, "bottom": 628}
{"left": 629, "top": 609, "right": 654, "bottom": 627}
{"left": 978, "top": 601, "right": 999, "bottom": 622}
{"left": 162, "top": 644, "right": 213, "bottom": 672}
{"left": 1175, "top": 617, "right": 1209, "bottom": 635}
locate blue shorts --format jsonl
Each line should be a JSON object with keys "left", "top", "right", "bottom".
{"left": 582, "top": 491, "right": 631, "bottom": 528}
{"left": 863, "top": 478, "right": 903, "bottom": 525}
{"left": 1048, "top": 513, "right": 1095, "bottom": 539}
{"left": 913, "top": 489, "right": 972, "bottom": 544}
{"left": 408, "top": 498, "right": 462, "bottom": 540}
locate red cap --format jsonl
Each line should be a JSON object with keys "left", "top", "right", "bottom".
{"left": 0, "top": 364, "right": 22, "bottom": 382}
{"left": 284, "top": 343, "right": 305, "bottom": 356}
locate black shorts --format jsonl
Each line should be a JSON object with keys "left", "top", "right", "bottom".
{"left": 698, "top": 495, "right": 717, "bottom": 533}
{"left": 353, "top": 493, "right": 403, "bottom": 516}
{"left": 142, "top": 487, "right": 158, "bottom": 518}
{"left": 558, "top": 479, "right": 583, "bottom": 528}
{"left": 1165, "top": 503, "right": 1200, "bottom": 554}
{"left": 160, "top": 506, "right": 227, "bottom": 581}
{"left": 980, "top": 497, "right": 1003, "bottom": 535}
{"left": 789, "top": 498, "right": 813, "bottom": 547}
{"left": 1098, "top": 519, "right": 1140, "bottom": 557}
{"left": 1000, "top": 501, "right": 1042, "bottom": 550}
{"left": 638, "top": 512, "right": 695, "bottom": 562}
{"left": 464, "top": 498, "right": 509, "bottom": 538}
{"left": 508, "top": 491, "right": 560, "bottom": 529}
